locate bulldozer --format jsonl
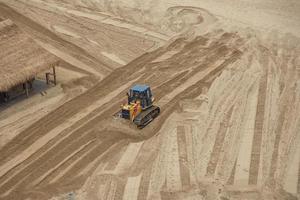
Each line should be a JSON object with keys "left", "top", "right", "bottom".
{"left": 116, "top": 84, "right": 160, "bottom": 128}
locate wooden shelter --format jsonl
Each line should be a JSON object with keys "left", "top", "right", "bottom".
{"left": 0, "top": 19, "right": 59, "bottom": 102}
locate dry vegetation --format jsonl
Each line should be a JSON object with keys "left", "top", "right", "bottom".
{"left": 0, "top": 19, "right": 59, "bottom": 91}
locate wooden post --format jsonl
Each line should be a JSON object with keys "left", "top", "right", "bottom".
{"left": 46, "top": 73, "right": 49, "bottom": 85}
{"left": 24, "top": 82, "right": 29, "bottom": 97}
{"left": 1, "top": 92, "right": 9, "bottom": 102}
{"left": 53, "top": 66, "right": 57, "bottom": 85}
{"left": 29, "top": 79, "right": 33, "bottom": 89}
{"left": 4, "top": 92, "right": 9, "bottom": 102}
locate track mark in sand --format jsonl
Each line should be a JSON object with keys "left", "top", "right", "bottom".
{"left": 114, "top": 179, "right": 126, "bottom": 200}
{"left": 52, "top": 25, "right": 81, "bottom": 39}
{"left": 105, "top": 178, "right": 118, "bottom": 200}
{"left": 283, "top": 138, "right": 300, "bottom": 194}
{"left": 65, "top": 8, "right": 169, "bottom": 41}
{"left": 269, "top": 80, "right": 297, "bottom": 182}
{"left": 128, "top": 136, "right": 160, "bottom": 176}
{"left": 166, "top": 129, "right": 182, "bottom": 191}
{"left": 0, "top": 131, "right": 100, "bottom": 197}
{"left": 0, "top": 77, "right": 139, "bottom": 179}
{"left": 66, "top": 10, "right": 108, "bottom": 21}
{"left": 234, "top": 81, "right": 259, "bottom": 186}
{"left": 177, "top": 125, "right": 190, "bottom": 188}
{"left": 40, "top": 137, "right": 100, "bottom": 185}
{"left": 123, "top": 174, "right": 142, "bottom": 200}
{"left": 35, "top": 40, "right": 103, "bottom": 77}
{"left": 298, "top": 157, "right": 300, "bottom": 194}
{"left": 115, "top": 142, "right": 144, "bottom": 173}
{"left": 158, "top": 50, "right": 241, "bottom": 107}
{"left": 227, "top": 159, "right": 237, "bottom": 185}
{"left": 104, "top": 142, "right": 129, "bottom": 171}
{"left": 137, "top": 163, "right": 153, "bottom": 200}
{"left": 206, "top": 106, "right": 234, "bottom": 176}
{"left": 51, "top": 136, "right": 122, "bottom": 185}
{"left": 185, "top": 125, "right": 198, "bottom": 186}
{"left": 77, "top": 142, "right": 125, "bottom": 177}
{"left": 101, "top": 51, "right": 127, "bottom": 65}
{"left": 0, "top": 126, "right": 92, "bottom": 190}
{"left": 31, "top": 140, "right": 95, "bottom": 187}
{"left": 249, "top": 74, "right": 267, "bottom": 185}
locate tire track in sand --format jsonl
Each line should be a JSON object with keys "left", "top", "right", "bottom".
{"left": 268, "top": 75, "right": 297, "bottom": 183}
{"left": 137, "top": 162, "right": 154, "bottom": 200}
{"left": 248, "top": 72, "right": 267, "bottom": 185}
{"left": 177, "top": 125, "right": 190, "bottom": 188}
{"left": 298, "top": 159, "right": 300, "bottom": 194}
{"left": 206, "top": 106, "right": 234, "bottom": 176}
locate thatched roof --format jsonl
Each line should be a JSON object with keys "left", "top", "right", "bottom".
{"left": 0, "top": 19, "right": 59, "bottom": 92}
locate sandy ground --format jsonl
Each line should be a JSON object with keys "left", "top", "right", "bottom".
{"left": 0, "top": 0, "right": 299, "bottom": 200}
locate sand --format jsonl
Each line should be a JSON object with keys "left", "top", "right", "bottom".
{"left": 0, "top": 0, "right": 299, "bottom": 200}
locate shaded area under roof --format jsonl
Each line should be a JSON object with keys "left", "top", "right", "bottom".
{"left": 0, "top": 19, "right": 59, "bottom": 92}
